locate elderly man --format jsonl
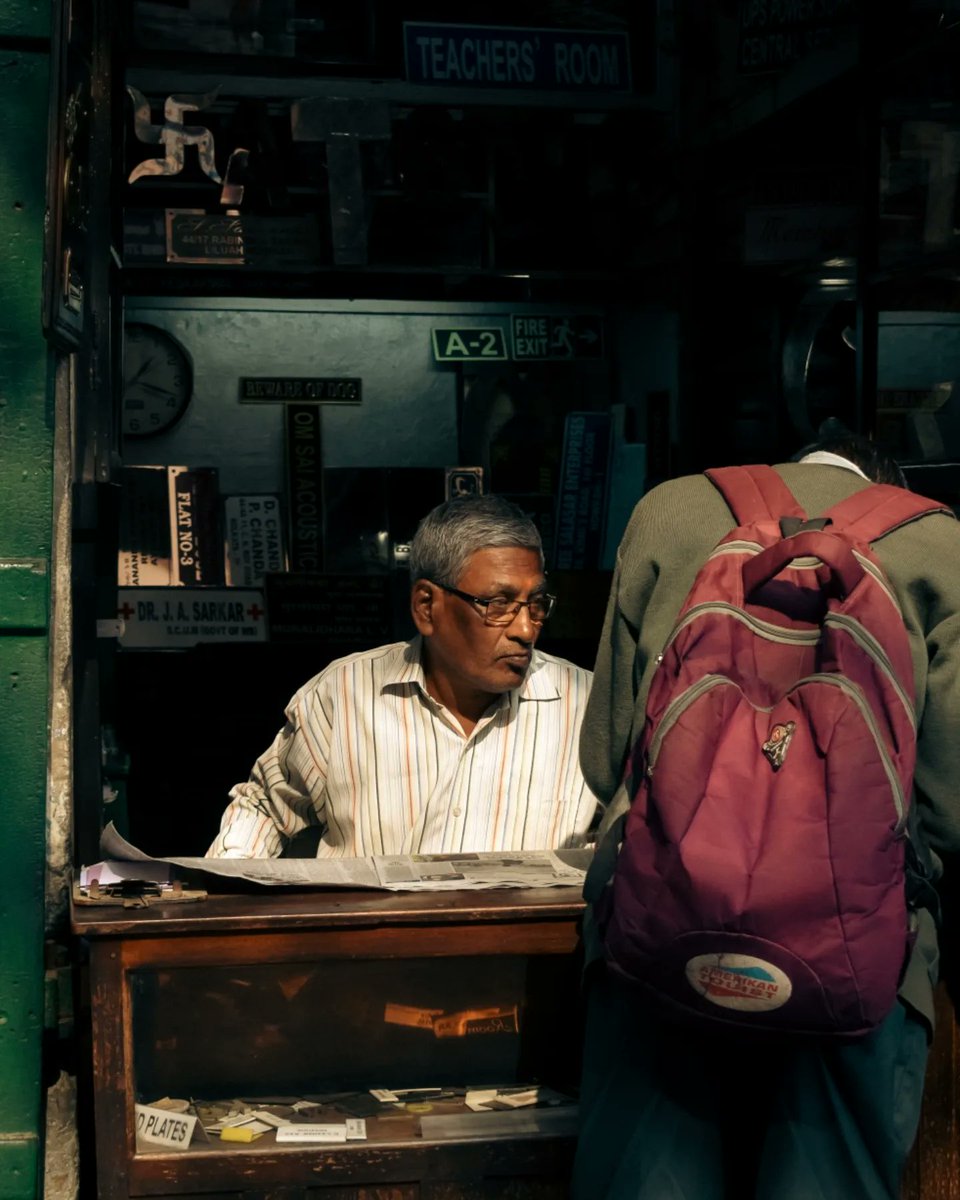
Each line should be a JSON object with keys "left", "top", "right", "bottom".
{"left": 207, "top": 493, "right": 597, "bottom": 858}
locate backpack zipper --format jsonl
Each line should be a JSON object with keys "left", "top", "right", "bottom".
{"left": 790, "top": 673, "right": 906, "bottom": 827}
{"left": 852, "top": 552, "right": 904, "bottom": 616}
{"left": 646, "top": 675, "right": 765, "bottom": 774}
{"left": 666, "top": 603, "right": 821, "bottom": 651}
{"left": 646, "top": 672, "right": 906, "bottom": 831}
{"left": 823, "top": 613, "right": 916, "bottom": 732}
{"left": 666, "top": 606, "right": 914, "bottom": 731}
{"left": 708, "top": 540, "right": 764, "bottom": 556}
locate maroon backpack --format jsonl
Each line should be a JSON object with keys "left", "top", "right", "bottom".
{"left": 596, "top": 465, "right": 950, "bottom": 1036}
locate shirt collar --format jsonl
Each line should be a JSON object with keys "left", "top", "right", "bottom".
{"left": 798, "top": 450, "right": 869, "bottom": 479}
{"left": 384, "top": 636, "right": 560, "bottom": 702}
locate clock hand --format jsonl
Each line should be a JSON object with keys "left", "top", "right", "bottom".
{"left": 126, "top": 357, "right": 156, "bottom": 386}
{"left": 135, "top": 381, "right": 178, "bottom": 398}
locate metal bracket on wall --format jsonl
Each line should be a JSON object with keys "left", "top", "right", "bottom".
{"left": 291, "top": 97, "right": 391, "bottom": 266}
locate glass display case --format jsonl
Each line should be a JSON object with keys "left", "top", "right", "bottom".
{"left": 72, "top": 886, "right": 585, "bottom": 1200}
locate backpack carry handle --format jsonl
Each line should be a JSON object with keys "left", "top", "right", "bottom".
{"left": 743, "top": 530, "right": 865, "bottom": 599}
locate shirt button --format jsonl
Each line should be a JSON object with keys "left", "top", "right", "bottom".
{"left": 453, "top": 807, "right": 462, "bottom": 817}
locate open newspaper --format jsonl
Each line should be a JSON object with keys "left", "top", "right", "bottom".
{"left": 90, "top": 822, "right": 591, "bottom": 892}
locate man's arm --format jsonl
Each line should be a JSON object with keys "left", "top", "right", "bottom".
{"left": 579, "top": 476, "right": 724, "bottom": 839}
{"left": 579, "top": 496, "right": 665, "bottom": 811}
{"left": 579, "top": 551, "right": 638, "bottom": 809}
{"left": 914, "top": 605, "right": 960, "bottom": 868}
{"left": 875, "top": 508, "right": 960, "bottom": 870}
{"left": 206, "top": 688, "right": 330, "bottom": 858}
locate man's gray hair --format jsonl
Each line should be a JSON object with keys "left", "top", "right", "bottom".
{"left": 408, "top": 494, "right": 544, "bottom": 586}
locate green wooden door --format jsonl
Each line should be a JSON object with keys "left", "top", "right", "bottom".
{"left": 0, "top": 2, "right": 54, "bottom": 1197}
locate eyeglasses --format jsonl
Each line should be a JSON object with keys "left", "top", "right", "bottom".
{"left": 431, "top": 581, "right": 557, "bottom": 626}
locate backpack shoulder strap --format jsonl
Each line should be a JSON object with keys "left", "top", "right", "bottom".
{"left": 705, "top": 465, "right": 806, "bottom": 526}
{"left": 824, "top": 483, "right": 954, "bottom": 543}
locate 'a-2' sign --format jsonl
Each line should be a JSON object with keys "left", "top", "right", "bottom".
{"left": 432, "top": 327, "right": 508, "bottom": 362}
{"left": 512, "top": 314, "right": 604, "bottom": 360}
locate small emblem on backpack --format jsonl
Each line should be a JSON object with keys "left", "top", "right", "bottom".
{"left": 762, "top": 721, "right": 796, "bottom": 770}
{"left": 685, "top": 953, "right": 792, "bottom": 1012}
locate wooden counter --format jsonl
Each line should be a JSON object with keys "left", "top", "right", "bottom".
{"left": 72, "top": 887, "right": 586, "bottom": 1200}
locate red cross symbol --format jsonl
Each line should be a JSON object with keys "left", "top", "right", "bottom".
{"left": 118, "top": 602, "right": 136, "bottom": 620}
{"left": 247, "top": 603, "right": 264, "bottom": 620}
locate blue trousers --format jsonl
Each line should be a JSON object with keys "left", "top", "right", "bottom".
{"left": 572, "top": 968, "right": 929, "bottom": 1200}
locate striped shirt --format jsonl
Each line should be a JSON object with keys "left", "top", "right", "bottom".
{"left": 206, "top": 637, "right": 597, "bottom": 858}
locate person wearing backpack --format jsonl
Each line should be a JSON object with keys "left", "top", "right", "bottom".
{"left": 572, "top": 432, "right": 960, "bottom": 1200}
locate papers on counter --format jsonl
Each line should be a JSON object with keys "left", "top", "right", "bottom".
{"left": 91, "top": 821, "right": 590, "bottom": 892}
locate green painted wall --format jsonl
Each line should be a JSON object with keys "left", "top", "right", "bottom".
{"left": 0, "top": 2, "right": 54, "bottom": 1197}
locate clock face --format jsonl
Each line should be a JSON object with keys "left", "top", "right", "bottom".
{"left": 121, "top": 323, "right": 193, "bottom": 438}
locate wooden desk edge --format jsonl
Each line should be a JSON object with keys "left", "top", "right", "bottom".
{"left": 70, "top": 885, "right": 588, "bottom": 938}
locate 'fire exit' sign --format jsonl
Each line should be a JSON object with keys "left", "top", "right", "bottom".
{"left": 512, "top": 314, "right": 604, "bottom": 360}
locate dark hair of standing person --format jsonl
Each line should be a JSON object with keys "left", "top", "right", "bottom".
{"left": 792, "top": 420, "right": 908, "bottom": 489}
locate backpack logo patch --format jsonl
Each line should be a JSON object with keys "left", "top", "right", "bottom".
{"left": 762, "top": 720, "right": 796, "bottom": 770}
{"left": 685, "top": 954, "right": 792, "bottom": 1012}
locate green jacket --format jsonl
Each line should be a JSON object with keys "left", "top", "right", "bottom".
{"left": 580, "top": 460, "right": 960, "bottom": 1030}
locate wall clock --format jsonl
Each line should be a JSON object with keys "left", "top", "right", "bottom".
{"left": 121, "top": 323, "right": 193, "bottom": 437}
